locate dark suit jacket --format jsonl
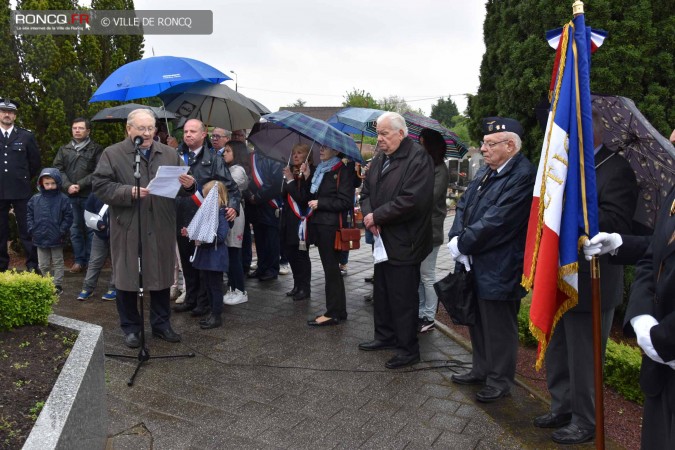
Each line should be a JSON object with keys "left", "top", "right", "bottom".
{"left": 0, "top": 126, "right": 41, "bottom": 199}
{"left": 575, "top": 146, "right": 637, "bottom": 312}
{"left": 624, "top": 187, "right": 675, "bottom": 403}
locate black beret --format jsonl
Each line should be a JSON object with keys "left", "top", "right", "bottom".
{"left": 482, "top": 117, "right": 523, "bottom": 138}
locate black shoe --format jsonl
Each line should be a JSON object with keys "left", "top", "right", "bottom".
{"left": 190, "top": 307, "right": 210, "bottom": 317}
{"left": 451, "top": 372, "right": 486, "bottom": 385}
{"left": 307, "top": 316, "right": 341, "bottom": 327}
{"left": 534, "top": 412, "right": 572, "bottom": 429}
{"left": 364, "top": 276, "right": 373, "bottom": 283}
{"left": 385, "top": 353, "right": 420, "bottom": 369}
{"left": 199, "top": 314, "right": 222, "bottom": 329}
{"left": 293, "top": 289, "right": 310, "bottom": 301}
{"left": 418, "top": 317, "right": 435, "bottom": 333}
{"left": 124, "top": 332, "right": 140, "bottom": 348}
{"left": 475, "top": 385, "right": 510, "bottom": 403}
{"left": 152, "top": 327, "right": 181, "bottom": 343}
{"left": 258, "top": 272, "right": 278, "bottom": 281}
{"left": 286, "top": 287, "right": 298, "bottom": 297}
{"left": 363, "top": 293, "right": 373, "bottom": 302}
{"left": 246, "top": 270, "right": 259, "bottom": 279}
{"left": 358, "top": 340, "right": 397, "bottom": 351}
{"left": 551, "top": 423, "right": 594, "bottom": 445}
{"left": 173, "top": 303, "right": 196, "bottom": 313}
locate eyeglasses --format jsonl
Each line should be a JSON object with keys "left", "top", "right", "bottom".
{"left": 480, "top": 139, "right": 509, "bottom": 149}
{"left": 211, "top": 134, "right": 223, "bottom": 139}
{"left": 130, "top": 125, "right": 155, "bottom": 133}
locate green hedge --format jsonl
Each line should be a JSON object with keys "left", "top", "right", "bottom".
{"left": 0, "top": 270, "right": 58, "bottom": 331}
{"left": 518, "top": 296, "right": 643, "bottom": 405}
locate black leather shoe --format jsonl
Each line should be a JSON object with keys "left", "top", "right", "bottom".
{"left": 385, "top": 354, "right": 420, "bottom": 369}
{"left": 358, "top": 340, "right": 397, "bottom": 351}
{"left": 173, "top": 303, "right": 196, "bottom": 313}
{"left": 534, "top": 412, "right": 572, "bottom": 429}
{"left": 199, "top": 314, "right": 222, "bottom": 329}
{"left": 293, "top": 289, "right": 310, "bottom": 301}
{"left": 152, "top": 327, "right": 181, "bottom": 343}
{"left": 551, "top": 423, "right": 594, "bottom": 445}
{"left": 124, "top": 332, "right": 140, "bottom": 348}
{"left": 286, "top": 287, "right": 298, "bottom": 297}
{"left": 190, "top": 307, "right": 210, "bottom": 317}
{"left": 258, "top": 272, "right": 278, "bottom": 281}
{"left": 246, "top": 270, "right": 259, "bottom": 279}
{"left": 475, "top": 385, "right": 510, "bottom": 403}
{"left": 307, "top": 316, "right": 341, "bottom": 327}
{"left": 451, "top": 372, "right": 486, "bottom": 385}
{"left": 364, "top": 276, "right": 373, "bottom": 283}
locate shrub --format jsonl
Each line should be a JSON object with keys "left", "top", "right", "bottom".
{"left": 605, "top": 340, "right": 644, "bottom": 404}
{"left": 0, "top": 271, "right": 58, "bottom": 331}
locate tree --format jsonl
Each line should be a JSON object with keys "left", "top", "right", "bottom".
{"left": 287, "top": 98, "right": 306, "bottom": 107}
{"left": 379, "top": 95, "right": 413, "bottom": 114}
{"left": 430, "top": 96, "right": 460, "bottom": 128}
{"left": 342, "top": 88, "right": 379, "bottom": 109}
{"left": 468, "top": 0, "right": 674, "bottom": 162}
{"left": 5, "top": 0, "right": 144, "bottom": 167}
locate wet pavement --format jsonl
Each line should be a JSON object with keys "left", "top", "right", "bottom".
{"left": 51, "top": 215, "right": 622, "bottom": 449}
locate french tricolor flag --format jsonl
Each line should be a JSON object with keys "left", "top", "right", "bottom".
{"left": 522, "top": 13, "right": 599, "bottom": 370}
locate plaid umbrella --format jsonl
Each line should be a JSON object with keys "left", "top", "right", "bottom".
{"left": 592, "top": 94, "right": 675, "bottom": 230}
{"left": 186, "top": 183, "right": 220, "bottom": 246}
{"left": 397, "top": 112, "right": 469, "bottom": 159}
{"left": 263, "top": 111, "right": 364, "bottom": 164}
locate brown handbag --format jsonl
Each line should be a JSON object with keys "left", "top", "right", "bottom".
{"left": 332, "top": 169, "right": 361, "bottom": 251}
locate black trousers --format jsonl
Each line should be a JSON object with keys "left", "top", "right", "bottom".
{"left": 0, "top": 199, "right": 38, "bottom": 271}
{"left": 285, "top": 243, "right": 311, "bottom": 293}
{"left": 116, "top": 288, "right": 171, "bottom": 334}
{"left": 253, "top": 222, "right": 279, "bottom": 277}
{"left": 312, "top": 224, "right": 346, "bottom": 320}
{"left": 202, "top": 270, "right": 224, "bottom": 316}
{"left": 373, "top": 261, "right": 421, "bottom": 357}
{"left": 177, "top": 235, "right": 209, "bottom": 310}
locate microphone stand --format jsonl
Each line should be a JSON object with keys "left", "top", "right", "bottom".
{"left": 106, "top": 139, "right": 195, "bottom": 386}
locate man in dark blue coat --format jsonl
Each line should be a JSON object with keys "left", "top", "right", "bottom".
{"left": 448, "top": 117, "right": 535, "bottom": 402}
{"left": 0, "top": 98, "right": 41, "bottom": 272}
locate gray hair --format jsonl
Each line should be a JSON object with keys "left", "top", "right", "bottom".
{"left": 378, "top": 111, "right": 408, "bottom": 137}
{"left": 127, "top": 108, "right": 155, "bottom": 125}
{"left": 185, "top": 118, "right": 207, "bottom": 132}
{"left": 505, "top": 131, "right": 522, "bottom": 151}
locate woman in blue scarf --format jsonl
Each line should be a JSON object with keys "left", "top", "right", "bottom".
{"left": 303, "top": 146, "right": 356, "bottom": 326}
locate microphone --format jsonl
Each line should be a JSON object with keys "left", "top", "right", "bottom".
{"left": 133, "top": 136, "right": 143, "bottom": 147}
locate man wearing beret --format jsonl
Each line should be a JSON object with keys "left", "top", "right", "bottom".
{"left": 447, "top": 117, "right": 535, "bottom": 402}
{"left": 0, "top": 98, "right": 41, "bottom": 272}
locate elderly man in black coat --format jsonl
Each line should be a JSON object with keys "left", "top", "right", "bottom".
{"left": 448, "top": 117, "right": 535, "bottom": 403}
{"left": 358, "top": 111, "right": 434, "bottom": 370}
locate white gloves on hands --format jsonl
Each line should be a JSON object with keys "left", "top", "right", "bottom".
{"left": 583, "top": 232, "right": 623, "bottom": 261}
{"left": 448, "top": 237, "right": 471, "bottom": 271}
{"left": 631, "top": 315, "right": 665, "bottom": 364}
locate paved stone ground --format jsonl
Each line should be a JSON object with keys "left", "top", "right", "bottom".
{"left": 51, "top": 214, "right": 622, "bottom": 449}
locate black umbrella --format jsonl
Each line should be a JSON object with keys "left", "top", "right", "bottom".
{"left": 91, "top": 103, "right": 177, "bottom": 122}
{"left": 592, "top": 94, "right": 675, "bottom": 230}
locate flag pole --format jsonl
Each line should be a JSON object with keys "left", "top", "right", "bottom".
{"left": 591, "top": 254, "right": 605, "bottom": 449}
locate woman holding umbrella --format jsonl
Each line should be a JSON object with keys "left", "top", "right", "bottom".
{"left": 281, "top": 144, "right": 314, "bottom": 301}
{"left": 303, "top": 146, "right": 356, "bottom": 326}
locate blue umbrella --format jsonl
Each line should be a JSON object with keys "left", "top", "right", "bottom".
{"left": 263, "top": 111, "right": 364, "bottom": 164}
{"left": 327, "top": 107, "right": 384, "bottom": 137}
{"left": 89, "top": 56, "right": 230, "bottom": 103}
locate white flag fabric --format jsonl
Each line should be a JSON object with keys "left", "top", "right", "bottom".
{"left": 186, "top": 182, "right": 220, "bottom": 244}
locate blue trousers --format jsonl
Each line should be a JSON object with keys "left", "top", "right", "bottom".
{"left": 69, "top": 196, "right": 93, "bottom": 265}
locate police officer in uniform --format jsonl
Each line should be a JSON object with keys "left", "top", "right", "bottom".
{"left": 0, "top": 98, "right": 41, "bottom": 272}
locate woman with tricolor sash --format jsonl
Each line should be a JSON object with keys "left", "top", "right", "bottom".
{"left": 281, "top": 144, "right": 314, "bottom": 302}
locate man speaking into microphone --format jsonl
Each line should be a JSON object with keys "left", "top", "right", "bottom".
{"left": 92, "top": 109, "right": 197, "bottom": 348}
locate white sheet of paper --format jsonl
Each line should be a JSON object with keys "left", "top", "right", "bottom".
{"left": 147, "top": 165, "right": 190, "bottom": 198}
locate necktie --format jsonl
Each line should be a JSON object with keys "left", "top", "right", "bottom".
{"left": 144, "top": 149, "right": 151, "bottom": 160}
{"left": 188, "top": 151, "right": 196, "bottom": 165}
{"left": 382, "top": 156, "right": 390, "bottom": 173}
{"left": 3, "top": 131, "right": 8, "bottom": 140}
{"left": 478, "top": 169, "right": 495, "bottom": 191}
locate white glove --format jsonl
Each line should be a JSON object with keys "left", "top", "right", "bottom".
{"left": 456, "top": 254, "right": 471, "bottom": 271}
{"left": 631, "top": 314, "right": 665, "bottom": 364}
{"left": 448, "top": 236, "right": 462, "bottom": 259}
{"left": 583, "top": 232, "right": 623, "bottom": 261}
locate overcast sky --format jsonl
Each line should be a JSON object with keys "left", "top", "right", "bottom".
{"left": 135, "top": 0, "right": 487, "bottom": 116}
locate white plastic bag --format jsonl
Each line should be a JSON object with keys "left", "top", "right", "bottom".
{"left": 373, "top": 234, "right": 388, "bottom": 264}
